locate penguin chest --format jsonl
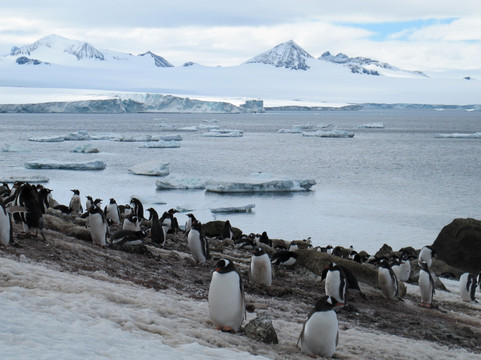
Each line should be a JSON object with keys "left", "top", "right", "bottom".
{"left": 208, "top": 271, "right": 244, "bottom": 331}
{"left": 459, "top": 273, "right": 471, "bottom": 301}
{"left": 89, "top": 214, "right": 107, "bottom": 246}
{"left": 378, "top": 268, "right": 397, "bottom": 299}
{"left": 0, "top": 209, "right": 11, "bottom": 246}
{"left": 106, "top": 205, "right": 120, "bottom": 224}
{"left": 398, "top": 261, "right": 411, "bottom": 282}
{"left": 325, "top": 271, "right": 345, "bottom": 303}
{"left": 250, "top": 255, "right": 272, "bottom": 286}
{"left": 419, "top": 271, "right": 433, "bottom": 304}
{"left": 188, "top": 231, "right": 206, "bottom": 263}
{"left": 300, "top": 311, "right": 338, "bottom": 357}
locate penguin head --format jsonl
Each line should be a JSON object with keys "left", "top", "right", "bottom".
{"left": 168, "top": 208, "right": 179, "bottom": 215}
{"left": 192, "top": 220, "right": 202, "bottom": 231}
{"left": 71, "top": 189, "right": 80, "bottom": 195}
{"left": 146, "top": 208, "right": 157, "bottom": 220}
{"left": 109, "top": 198, "right": 116, "bottom": 204}
{"left": 215, "top": 258, "right": 235, "bottom": 273}
{"left": 93, "top": 198, "right": 102, "bottom": 207}
{"left": 314, "top": 296, "right": 339, "bottom": 311}
{"left": 253, "top": 247, "right": 265, "bottom": 257}
{"left": 379, "top": 258, "right": 391, "bottom": 268}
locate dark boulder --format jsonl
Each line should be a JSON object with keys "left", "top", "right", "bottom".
{"left": 242, "top": 314, "right": 278, "bottom": 344}
{"left": 201, "top": 220, "right": 242, "bottom": 239}
{"left": 432, "top": 218, "right": 481, "bottom": 273}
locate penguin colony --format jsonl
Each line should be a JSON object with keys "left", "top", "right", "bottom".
{"left": 1, "top": 181, "right": 481, "bottom": 358}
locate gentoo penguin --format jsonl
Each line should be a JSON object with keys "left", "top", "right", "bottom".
{"left": 104, "top": 198, "right": 121, "bottom": 225}
{"left": 88, "top": 204, "right": 108, "bottom": 247}
{"left": 130, "top": 197, "right": 144, "bottom": 220}
{"left": 146, "top": 208, "right": 166, "bottom": 246}
{"left": 184, "top": 213, "right": 197, "bottom": 235}
{"left": 392, "top": 253, "right": 412, "bottom": 282}
{"left": 478, "top": 272, "right": 481, "bottom": 292}
{"left": 234, "top": 235, "right": 256, "bottom": 250}
{"left": 259, "top": 231, "right": 272, "bottom": 247}
{"left": 271, "top": 250, "right": 298, "bottom": 266}
{"left": 187, "top": 220, "right": 210, "bottom": 264}
{"left": 459, "top": 273, "right": 478, "bottom": 303}
{"left": 109, "top": 229, "right": 146, "bottom": 247}
{"left": 418, "top": 245, "right": 436, "bottom": 268}
{"left": 69, "top": 189, "right": 83, "bottom": 214}
{"left": 297, "top": 296, "right": 339, "bottom": 358}
{"left": 122, "top": 214, "right": 141, "bottom": 232}
{"left": 249, "top": 247, "right": 272, "bottom": 286}
{"left": 378, "top": 258, "right": 399, "bottom": 300}
{"left": 14, "top": 183, "right": 45, "bottom": 240}
{"left": 85, "top": 196, "right": 93, "bottom": 211}
{"left": 0, "top": 197, "right": 13, "bottom": 247}
{"left": 419, "top": 261, "right": 435, "bottom": 308}
{"left": 208, "top": 258, "right": 245, "bottom": 333}
{"left": 322, "top": 263, "right": 347, "bottom": 305}
{"left": 221, "top": 220, "right": 233, "bottom": 240}
{"left": 164, "top": 208, "right": 179, "bottom": 234}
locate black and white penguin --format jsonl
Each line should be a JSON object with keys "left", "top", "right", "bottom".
{"left": 297, "top": 295, "right": 339, "bottom": 358}
{"left": 234, "top": 235, "right": 256, "bottom": 250}
{"left": 419, "top": 261, "right": 435, "bottom": 308}
{"left": 208, "top": 258, "right": 245, "bottom": 333}
{"left": 109, "top": 229, "right": 146, "bottom": 247}
{"left": 392, "top": 252, "right": 412, "bottom": 282}
{"left": 0, "top": 197, "right": 13, "bottom": 247}
{"left": 258, "top": 231, "right": 272, "bottom": 247}
{"left": 122, "top": 214, "right": 141, "bottom": 232}
{"left": 104, "top": 198, "right": 120, "bottom": 225}
{"left": 14, "top": 183, "right": 45, "bottom": 240}
{"left": 418, "top": 245, "right": 436, "bottom": 268}
{"left": 69, "top": 189, "right": 83, "bottom": 214}
{"left": 221, "top": 220, "right": 233, "bottom": 240}
{"left": 88, "top": 204, "right": 108, "bottom": 247}
{"left": 459, "top": 272, "right": 478, "bottom": 303}
{"left": 85, "top": 196, "right": 93, "bottom": 211}
{"left": 322, "top": 263, "right": 347, "bottom": 305}
{"left": 187, "top": 220, "right": 210, "bottom": 264}
{"left": 147, "top": 208, "right": 166, "bottom": 246}
{"left": 184, "top": 213, "right": 197, "bottom": 235}
{"left": 249, "top": 247, "right": 272, "bottom": 286}
{"left": 130, "top": 197, "right": 144, "bottom": 220}
{"left": 378, "top": 258, "right": 399, "bottom": 300}
{"left": 271, "top": 250, "right": 298, "bottom": 266}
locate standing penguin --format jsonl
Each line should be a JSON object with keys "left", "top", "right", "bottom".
{"left": 104, "top": 198, "right": 121, "bottom": 225}
{"left": 297, "top": 296, "right": 339, "bottom": 358}
{"left": 208, "top": 258, "right": 245, "bottom": 333}
{"left": 184, "top": 213, "right": 197, "bottom": 236}
{"left": 378, "top": 258, "right": 399, "bottom": 300}
{"left": 419, "top": 261, "right": 435, "bottom": 308}
{"left": 322, "top": 263, "right": 347, "bottom": 305}
{"left": 259, "top": 231, "right": 272, "bottom": 247}
{"left": 88, "top": 204, "right": 108, "bottom": 247}
{"left": 187, "top": 220, "right": 210, "bottom": 264}
{"left": 14, "top": 183, "right": 45, "bottom": 240}
{"left": 130, "top": 198, "right": 144, "bottom": 220}
{"left": 459, "top": 273, "right": 478, "bottom": 303}
{"left": 221, "top": 220, "right": 233, "bottom": 240}
{"left": 0, "top": 197, "right": 13, "bottom": 247}
{"left": 418, "top": 245, "right": 436, "bottom": 268}
{"left": 85, "top": 196, "right": 93, "bottom": 211}
{"left": 392, "top": 252, "right": 412, "bottom": 282}
{"left": 146, "top": 208, "right": 166, "bottom": 246}
{"left": 162, "top": 208, "right": 179, "bottom": 234}
{"left": 249, "top": 247, "right": 272, "bottom": 286}
{"left": 122, "top": 214, "right": 141, "bottom": 232}
{"left": 69, "top": 189, "right": 83, "bottom": 214}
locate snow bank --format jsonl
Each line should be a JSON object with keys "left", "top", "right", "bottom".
{"left": 25, "top": 160, "right": 106, "bottom": 170}
{"left": 128, "top": 161, "right": 170, "bottom": 176}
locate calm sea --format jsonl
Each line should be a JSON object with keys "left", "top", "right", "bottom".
{"left": 1, "top": 110, "right": 480, "bottom": 254}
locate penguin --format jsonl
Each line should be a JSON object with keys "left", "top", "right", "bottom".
{"left": 478, "top": 272, "right": 481, "bottom": 292}
{"left": 184, "top": 213, "right": 197, "bottom": 235}
{"left": 418, "top": 245, "right": 436, "bottom": 268}
{"left": 297, "top": 296, "right": 339, "bottom": 358}
{"left": 392, "top": 252, "right": 412, "bottom": 282}
{"left": 271, "top": 250, "right": 298, "bottom": 266}
{"left": 121, "top": 204, "right": 133, "bottom": 216}
{"left": 130, "top": 197, "right": 144, "bottom": 220}
{"left": 69, "top": 189, "right": 83, "bottom": 214}
{"left": 378, "top": 258, "right": 399, "bottom": 300}
{"left": 259, "top": 231, "right": 272, "bottom": 247}
{"left": 104, "top": 198, "right": 121, "bottom": 225}
{"left": 419, "top": 261, "right": 435, "bottom": 308}
{"left": 85, "top": 196, "right": 93, "bottom": 211}
{"left": 109, "top": 229, "right": 146, "bottom": 247}
{"left": 321, "top": 262, "right": 347, "bottom": 305}
{"left": 0, "top": 196, "right": 13, "bottom": 247}
{"left": 249, "top": 247, "right": 272, "bottom": 286}
{"left": 14, "top": 183, "right": 45, "bottom": 240}
{"left": 208, "top": 258, "right": 245, "bottom": 333}
{"left": 146, "top": 208, "right": 166, "bottom": 246}
{"left": 221, "top": 220, "right": 233, "bottom": 240}
{"left": 187, "top": 220, "right": 210, "bottom": 264}
{"left": 122, "top": 214, "right": 141, "bottom": 232}
{"left": 88, "top": 204, "right": 108, "bottom": 247}
{"left": 234, "top": 235, "right": 256, "bottom": 250}
{"left": 459, "top": 273, "right": 478, "bottom": 303}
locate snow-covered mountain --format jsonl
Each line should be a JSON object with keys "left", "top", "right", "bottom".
{"left": 245, "top": 40, "right": 314, "bottom": 70}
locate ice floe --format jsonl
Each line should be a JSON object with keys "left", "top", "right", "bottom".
{"left": 25, "top": 160, "right": 106, "bottom": 170}
{"left": 358, "top": 122, "right": 385, "bottom": 128}
{"left": 139, "top": 141, "right": 181, "bottom": 148}
{"left": 302, "top": 129, "right": 355, "bottom": 138}
{"left": 202, "top": 129, "right": 243, "bottom": 137}
{"left": 435, "top": 132, "right": 481, "bottom": 138}
{"left": 155, "top": 123, "right": 198, "bottom": 132}
{"left": 205, "top": 175, "right": 316, "bottom": 193}
{"left": 156, "top": 175, "right": 208, "bottom": 190}
{"left": 71, "top": 144, "right": 99, "bottom": 153}
{"left": 128, "top": 161, "right": 170, "bottom": 176}
{"left": 0, "top": 175, "right": 49, "bottom": 183}
{"left": 29, "top": 131, "right": 118, "bottom": 142}
{"left": 1, "top": 144, "right": 31, "bottom": 152}
{"left": 29, "top": 135, "right": 65, "bottom": 142}
{"left": 210, "top": 204, "right": 255, "bottom": 214}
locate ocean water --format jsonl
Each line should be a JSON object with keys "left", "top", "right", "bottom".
{"left": 1, "top": 110, "right": 480, "bottom": 254}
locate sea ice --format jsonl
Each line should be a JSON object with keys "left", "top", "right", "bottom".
{"left": 435, "top": 132, "right": 481, "bottom": 138}
{"left": 128, "top": 161, "right": 170, "bottom": 176}
{"left": 140, "top": 141, "right": 181, "bottom": 148}
{"left": 1, "top": 144, "right": 31, "bottom": 152}
{"left": 155, "top": 175, "right": 208, "bottom": 190}
{"left": 205, "top": 178, "right": 316, "bottom": 193}
{"left": 71, "top": 144, "right": 99, "bottom": 153}
{"left": 25, "top": 160, "right": 106, "bottom": 170}
{"left": 0, "top": 175, "right": 49, "bottom": 183}
{"left": 202, "top": 129, "right": 243, "bottom": 137}
{"left": 29, "top": 135, "right": 65, "bottom": 142}
{"left": 210, "top": 204, "right": 256, "bottom": 214}
{"left": 358, "top": 122, "right": 385, "bottom": 128}
{"left": 302, "top": 129, "right": 355, "bottom": 138}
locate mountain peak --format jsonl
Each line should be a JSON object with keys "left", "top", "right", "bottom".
{"left": 138, "top": 51, "right": 174, "bottom": 68}
{"left": 245, "top": 40, "right": 313, "bottom": 70}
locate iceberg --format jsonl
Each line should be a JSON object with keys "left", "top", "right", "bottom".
{"left": 158, "top": 134, "right": 182, "bottom": 141}
{"left": 71, "top": 144, "right": 99, "bottom": 153}
{"left": 210, "top": 204, "right": 255, "bottom": 214}
{"left": 139, "top": 141, "right": 181, "bottom": 148}
{"left": 0, "top": 175, "right": 49, "bottom": 183}
{"left": 202, "top": 129, "right": 243, "bottom": 137}
{"left": 302, "top": 129, "right": 355, "bottom": 138}
{"left": 128, "top": 161, "right": 170, "bottom": 176}
{"left": 155, "top": 175, "right": 208, "bottom": 190}
{"left": 25, "top": 160, "right": 106, "bottom": 170}
{"left": 435, "top": 132, "right": 481, "bottom": 138}
{"left": 63, "top": 131, "right": 91, "bottom": 140}
{"left": 29, "top": 135, "right": 65, "bottom": 142}
{"left": 205, "top": 177, "right": 316, "bottom": 193}
{"left": 358, "top": 122, "right": 385, "bottom": 128}
{"left": 2, "top": 144, "right": 31, "bottom": 152}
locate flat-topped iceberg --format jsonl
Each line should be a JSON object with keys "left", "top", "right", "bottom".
{"left": 25, "top": 160, "right": 106, "bottom": 170}
{"left": 29, "top": 135, "right": 65, "bottom": 142}
{"left": 202, "top": 129, "right": 243, "bottom": 137}
{"left": 435, "top": 132, "right": 481, "bottom": 138}
{"left": 302, "top": 129, "right": 355, "bottom": 138}
{"left": 205, "top": 177, "right": 316, "bottom": 193}
{"left": 128, "top": 161, "right": 170, "bottom": 176}
{"left": 155, "top": 175, "right": 208, "bottom": 190}
{"left": 0, "top": 175, "right": 49, "bottom": 183}
{"left": 29, "top": 131, "right": 118, "bottom": 142}
{"left": 358, "top": 122, "right": 385, "bottom": 128}
{"left": 210, "top": 204, "right": 255, "bottom": 214}
{"left": 140, "top": 141, "right": 181, "bottom": 148}
{"left": 71, "top": 144, "right": 99, "bottom": 153}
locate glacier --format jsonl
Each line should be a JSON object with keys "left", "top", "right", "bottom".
{"left": 25, "top": 160, "right": 106, "bottom": 170}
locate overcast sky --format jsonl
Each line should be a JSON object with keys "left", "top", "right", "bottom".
{"left": 1, "top": 1, "right": 480, "bottom": 71}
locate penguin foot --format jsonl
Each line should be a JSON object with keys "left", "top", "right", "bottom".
{"left": 420, "top": 303, "right": 431, "bottom": 308}
{"left": 219, "top": 326, "right": 236, "bottom": 333}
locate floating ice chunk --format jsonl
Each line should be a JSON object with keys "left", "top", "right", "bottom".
{"left": 64, "top": 131, "right": 91, "bottom": 140}
{"left": 277, "top": 125, "right": 303, "bottom": 133}
{"left": 89, "top": 133, "right": 120, "bottom": 140}
{"left": 156, "top": 134, "right": 183, "bottom": 141}
{"left": 0, "top": 175, "right": 49, "bottom": 183}
{"left": 206, "top": 178, "right": 316, "bottom": 193}
{"left": 210, "top": 204, "right": 255, "bottom": 214}
{"left": 155, "top": 175, "right": 208, "bottom": 190}
{"left": 435, "top": 132, "right": 481, "bottom": 138}
{"left": 2, "top": 144, "right": 31, "bottom": 152}
{"left": 25, "top": 160, "right": 106, "bottom": 170}
{"left": 358, "top": 122, "right": 385, "bottom": 128}
{"left": 29, "top": 135, "right": 65, "bottom": 142}
{"left": 198, "top": 124, "right": 221, "bottom": 130}
{"left": 112, "top": 135, "right": 155, "bottom": 142}
{"left": 128, "top": 161, "right": 170, "bottom": 176}
{"left": 202, "top": 129, "right": 243, "bottom": 137}
{"left": 140, "top": 141, "right": 181, "bottom": 148}
{"left": 302, "top": 129, "right": 355, "bottom": 138}
{"left": 71, "top": 144, "right": 99, "bottom": 153}
{"left": 203, "top": 119, "right": 219, "bottom": 123}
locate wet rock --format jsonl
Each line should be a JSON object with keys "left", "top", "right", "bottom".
{"left": 242, "top": 314, "right": 278, "bottom": 344}
{"left": 375, "top": 244, "right": 393, "bottom": 258}
{"left": 201, "top": 221, "right": 242, "bottom": 239}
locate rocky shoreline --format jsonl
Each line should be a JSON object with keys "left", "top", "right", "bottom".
{"left": 1, "top": 208, "right": 481, "bottom": 359}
